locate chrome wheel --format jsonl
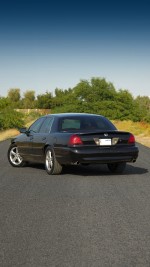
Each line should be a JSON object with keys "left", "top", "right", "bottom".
{"left": 45, "top": 147, "right": 62, "bottom": 175}
{"left": 10, "top": 146, "right": 23, "bottom": 166}
{"left": 45, "top": 150, "right": 53, "bottom": 171}
{"left": 8, "top": 144, "right": 25, "bottom": 167}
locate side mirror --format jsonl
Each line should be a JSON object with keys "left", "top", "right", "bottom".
{"left": 20, "top": 127, "right": 29, "bottom": 134}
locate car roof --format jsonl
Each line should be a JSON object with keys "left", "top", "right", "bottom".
{"left": 46, "top": 113, "right": 104, "bottom": 118}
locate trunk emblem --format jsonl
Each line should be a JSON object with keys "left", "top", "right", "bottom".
{"left": 104, "top": 133, "right": 108, "bottom": 137}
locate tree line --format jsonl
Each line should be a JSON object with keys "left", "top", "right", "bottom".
{"left": 0, "top": 78, "right": 150, "bottom": 130}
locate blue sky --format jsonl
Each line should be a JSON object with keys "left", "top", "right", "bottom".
{"left": 0, "top": 0, "right": 150, "bottom": 98}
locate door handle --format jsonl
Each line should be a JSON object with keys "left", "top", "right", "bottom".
{"left": 42, "top": 137, "right": 46, "bottom": 140}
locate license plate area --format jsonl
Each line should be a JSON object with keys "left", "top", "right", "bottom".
{"left": 99, "top": 138, "right": 111, "bottom": 146}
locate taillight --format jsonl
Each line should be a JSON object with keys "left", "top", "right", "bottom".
{"left": 128, "top": 134, "right": 135, "bottom": 144}
{"left": 68, "top": 135, "right": 83, "bottom": 145}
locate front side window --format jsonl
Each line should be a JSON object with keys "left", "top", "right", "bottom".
{"left": 29, "top": 117, "right": 45, "bottom": 133}
{"left": 39, "top": 117, "right": 54, "bottom": 133}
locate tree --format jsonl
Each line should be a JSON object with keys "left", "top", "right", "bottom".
{"left": 71, "top": 78, "right": 118, "bottom": 115}
{"left": 114, "top": 89, "right": 134, "bottom": 120}
{"left": 135, "top": 96, "right": 150, "bottom": 122}
{"left": 52, "top": 88, "right": 75, "bottom": 111}
{"left": 7, "top": 88, "right": 21, "bottom": 102}
{"left": 36, "top": 92, "right": 53, "bottom": 109}
{"left": 22, "top": 90, "right": 35, "bottom": 108}
{"left": 90, "top": 77, "right": 116, "bottom": 101}
{"left": 0, "top": 97, "right": 11, "bottom": 109}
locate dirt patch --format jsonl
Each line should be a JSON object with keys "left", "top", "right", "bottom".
{"left": 0, "top": 129, "right": 19, "bottom": 141}
{"left": 135, "top": 136, "right": 150, "bottom": 148}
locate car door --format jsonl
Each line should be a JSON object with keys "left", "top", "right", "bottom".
{"left": 31, "top": 116, "right": 54, "bottom": 162}
{"left": 19, "top": 117, "right": 46, "bottom": 159}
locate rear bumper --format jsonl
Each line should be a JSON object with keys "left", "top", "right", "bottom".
{"left": 55, "top": 145, "right": 139, "bottom": 165}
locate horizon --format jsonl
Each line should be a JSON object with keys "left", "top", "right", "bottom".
{"left": 0, "top": 0, "right": 150, "bottom": 98}
{"left": 1, "top": 77, "right": 150, "bottom": 99}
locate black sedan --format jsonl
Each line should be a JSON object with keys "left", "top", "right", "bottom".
{"left": 7, "top": 113, "right": 139, "bottom": 174}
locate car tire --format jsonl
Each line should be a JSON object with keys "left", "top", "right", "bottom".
{"left": 107, "top": 162, "right": 126, "bottom": 174}
{"left": 8, "top": 144, "right": 26, "bottom": 167}
{"left": 45, "top": 146, "right": 62, "bottom": 175}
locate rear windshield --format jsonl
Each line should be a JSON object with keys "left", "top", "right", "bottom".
{"left": 58, "top": 116, "right": 116, "bottom": 132}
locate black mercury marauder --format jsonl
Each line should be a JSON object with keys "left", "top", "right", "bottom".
{"left": 7, "top": 113, "right": 139, "bottom": 174}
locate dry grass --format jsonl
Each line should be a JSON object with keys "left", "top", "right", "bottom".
{"left": 0, "top": 120, "right": 36, "bottom": 142}
{"left": 0, "top": 129, "right": 19, "bottom": 141}
{"left": 1, "top": 120, "right": 150, "bottom": 147}
{"left": 112, "top": 120, "right": 150, "bottom": 147}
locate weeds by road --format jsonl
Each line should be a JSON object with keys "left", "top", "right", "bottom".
{"left": 113, "top": 120, "right": 150, "bottom": 147}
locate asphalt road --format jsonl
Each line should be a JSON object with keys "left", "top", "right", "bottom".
{"left": 0, "top": 140, "right": 150, "bottom": 267}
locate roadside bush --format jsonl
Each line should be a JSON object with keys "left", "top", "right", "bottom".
{"left": 0, "top": 108, "right": 25, "bottom": 130}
